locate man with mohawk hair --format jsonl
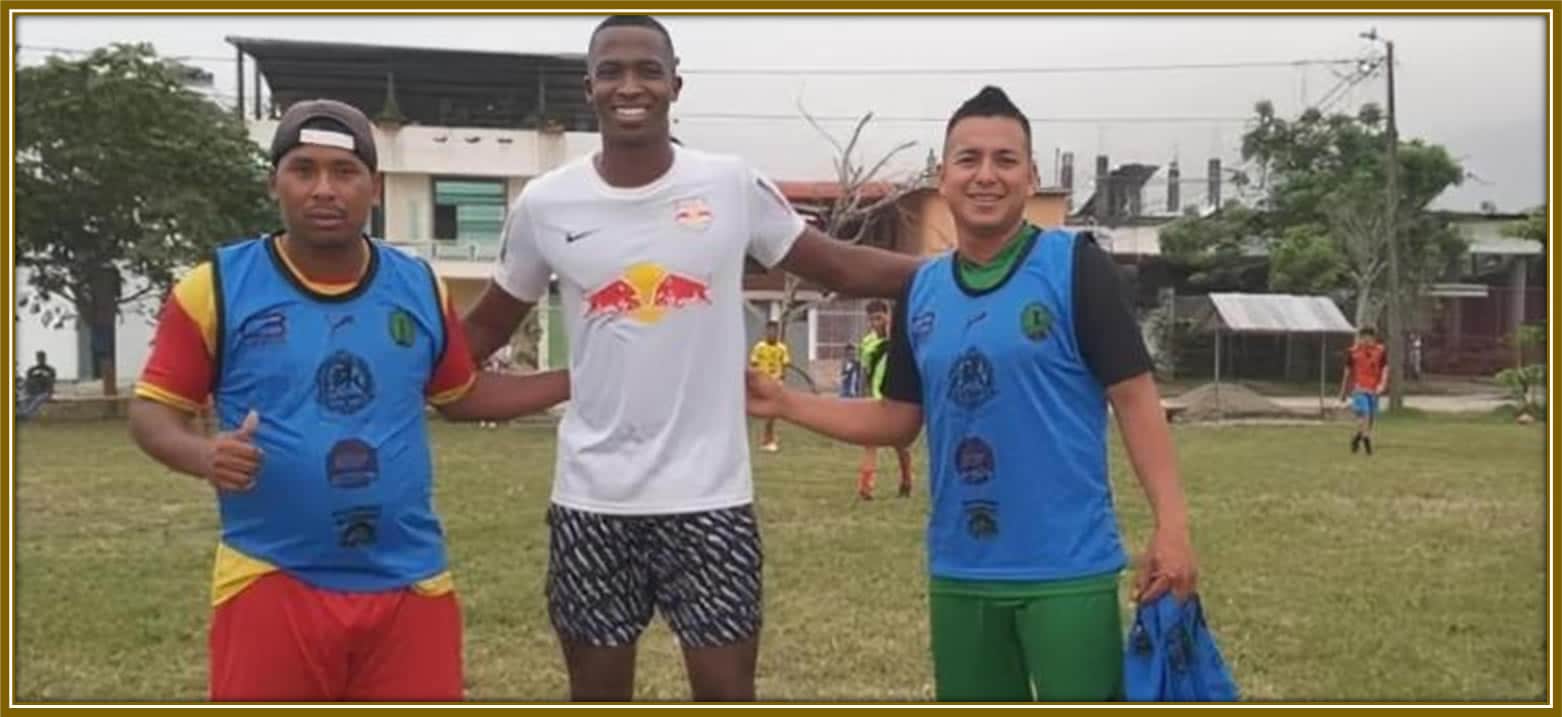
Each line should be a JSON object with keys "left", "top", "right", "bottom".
{"left": 747, "top": 85, "right": 1199, "bottom": 701}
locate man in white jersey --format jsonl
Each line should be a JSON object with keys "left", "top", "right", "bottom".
{"left": 461, "top": 15, "right": 921, "bottom": 702}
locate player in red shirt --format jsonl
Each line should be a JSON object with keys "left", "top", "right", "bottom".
{"left": 1338, "top": 326, "right": 1389, "bottom": 455}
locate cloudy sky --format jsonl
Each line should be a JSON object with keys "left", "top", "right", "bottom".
{"left": 15, "top": 12, "right": 1549, "bottom": 212}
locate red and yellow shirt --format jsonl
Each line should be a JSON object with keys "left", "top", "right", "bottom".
{"left": 136, "top": 243, "right": 477, "bottom": 604}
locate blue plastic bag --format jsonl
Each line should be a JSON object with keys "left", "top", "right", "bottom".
{"left": 1124, "top": 593, "right": 1239, "bottom": 702}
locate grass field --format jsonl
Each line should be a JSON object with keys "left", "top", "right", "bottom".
{"left": 13, "top": 414, "right": 1549, "bottom": 702}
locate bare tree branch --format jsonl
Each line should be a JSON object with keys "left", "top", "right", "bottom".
{"left": 838, "top": 113, "right": 873, "bottom": 185}
{"left": 769, "top": 109, "right": 939, "bottom": 356}
{"left": 116, "top": 283, "right": 162, "bottom": 307}
{"left": 797, "top": 99, "right": 847, "bottom": 162}
{"left": 859, "top": 140, "right": 918, "bottom": 192}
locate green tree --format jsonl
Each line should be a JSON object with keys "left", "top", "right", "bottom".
{"left": 1158, "top": 204, "right": 1271, "bottom": 290}
{"left": 1165, "top": 100, "right": 1465, "bottom": 327}
{"left": 16, "top": 43, "right": 274, "bottom": 393}
{"left": 1496, "top": 321, "right": 1546, "bottom": 419}
{"left": 1245, "top": 101, "right": 1466, "bottom": 318}
{"left": 1503, "top": 205, "right": 1546, "bottom": 245}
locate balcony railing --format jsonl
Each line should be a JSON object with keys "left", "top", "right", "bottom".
{"left": 385, "top": 239, "right": 501, "bottom": 262}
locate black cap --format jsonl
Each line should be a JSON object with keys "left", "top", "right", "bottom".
{"left": 270, "top": 99, "right": 377, "bottom": 171}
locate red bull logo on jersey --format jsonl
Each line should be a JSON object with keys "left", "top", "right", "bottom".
{"left": 673, "top": 197, "right": 714, "bottom": 231}
{"left": 584, "top": 262, "right": 712, "bottom": 324}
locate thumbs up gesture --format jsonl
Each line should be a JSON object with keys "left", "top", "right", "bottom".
{"left": 205, "top": 410, "right": 263, "bottom": 492}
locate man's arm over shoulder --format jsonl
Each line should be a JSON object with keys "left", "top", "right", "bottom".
{"left": 737, "top": 161, "right": 921, "bottom": 301}
{"left": 430, "top": 274, "right": 570, "bottom": 421}
{"left": 777, "top": 226, "right": 922, "bottom": 301}
{"left": 466, "top": 189, "right": 550, "bottom": 362}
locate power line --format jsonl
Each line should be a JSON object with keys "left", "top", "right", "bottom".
{"left": 1306, "top": 57, "right": 1380, "bottom": 116}
{"left": 16, "top": 44, "right": 89, "bottom": 56}
{"left": 1310, "top": 77, "right": 1355, "bottom": 114}
{"left": 17, "top": 44, "right": 1357, "bottom": 77}
{"left": 16, "top": 44, "right": 236, "bottom": 64}
{"left": 680, "top": 57, "right": 1359, "bottom": 76}
{"left": 678, "top": 112, "right": 1251, "bottom": 125}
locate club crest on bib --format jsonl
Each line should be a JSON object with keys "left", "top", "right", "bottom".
{"left": 954, "top": 436, "right": 996, "bottom": 485}
{"left": 388, "top": 309, "right": 416, "bottom": 348}
{"left": 1021, "top": 301, "right": 1054, "bottom": 342}
{"left": 947, "top": 348, "right": 997, "bottom": 410}
{"left": 316, "top": 350, "right": 375, "bottom": 415}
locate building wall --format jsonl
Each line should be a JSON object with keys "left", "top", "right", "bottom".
{"left": 15, "top": 268, "right": 159, "bottom": 386}
{"left": 905, "top": 191, "right": 1070, "bottom": 255}
{"left": 16, "top": 121, "right": 596, "bottom": 387}
{"left": 384, "top": 173, "right": 429, "bottom": 241}
{"left": 252, "top": 118, "right": 597, "bottom": 248}
{"left": 247, "top": 120, "right": 596, "bottom": 179}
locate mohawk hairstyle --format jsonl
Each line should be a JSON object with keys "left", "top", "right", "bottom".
{"left": 945, "top": 85, "right": 1032, "bottom": 148}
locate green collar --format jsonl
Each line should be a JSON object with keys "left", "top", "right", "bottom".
{"left": 956, "top": 222, "right": 1040, "bottom": 293}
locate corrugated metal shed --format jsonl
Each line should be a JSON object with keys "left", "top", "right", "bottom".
{"left": 1173, "top": 293, "right": 1356, "bottom": 421}
{"left": 1197, "top": 293, "right": 1356, "bottom": 335}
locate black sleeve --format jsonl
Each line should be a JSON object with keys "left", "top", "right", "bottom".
{"left": 882, "top": 279, "right": 924, "bottom": 405}
{"left": 1073, "top": 237, "right": 1154, "bottom": 387}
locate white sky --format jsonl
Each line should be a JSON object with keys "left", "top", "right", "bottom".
{"left": 15, "top": 12, "right": 1550, "bottom": 212}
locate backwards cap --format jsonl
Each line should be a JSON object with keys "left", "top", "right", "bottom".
{"left": 269, "top": 99, "right": 377, "bottom": 171}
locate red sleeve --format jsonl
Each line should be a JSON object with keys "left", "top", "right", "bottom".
{"left": 426, "top": 287, "right": 477, "bottom": 405}
{"left": 134, "top": 265, "right": 216, "bottom": 413}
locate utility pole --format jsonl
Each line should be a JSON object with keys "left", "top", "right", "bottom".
{"left": 1363, "top": 28, "right": 1405, "bottom": 411}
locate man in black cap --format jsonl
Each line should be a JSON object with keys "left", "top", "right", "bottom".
{"left": 128, "top": 99, "right": 569, "bottom": 701}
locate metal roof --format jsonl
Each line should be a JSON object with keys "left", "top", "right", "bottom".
{"left": 1063, "top": 224, "right": 1162, "bottom": 256}
{"left": 1196, "top": 293, "right": 1356, "bottom": 335}
{"left": 1469, "top": 236, "right": 1545, "bottom": 257}
{"left": 226, "top": 36, "right": 596, "bottom": 132}
{"left": 1452, "top": 217, "right": 1544, "bottom": 256}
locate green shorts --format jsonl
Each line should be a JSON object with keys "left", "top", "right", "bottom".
{"left": 929, "top": 572, "right": 1123, "bottom": 702}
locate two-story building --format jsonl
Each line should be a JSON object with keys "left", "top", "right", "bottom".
{"left": 228, "top": 36, "right": 605, "bottom": 370}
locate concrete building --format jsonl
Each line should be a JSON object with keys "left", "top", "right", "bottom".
{"left": 19, "top": 37, "right": 606, "bottom": 383}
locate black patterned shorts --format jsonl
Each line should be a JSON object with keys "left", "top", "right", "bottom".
{"left": 544, "top": 503, "right": 764, "bottom": 649}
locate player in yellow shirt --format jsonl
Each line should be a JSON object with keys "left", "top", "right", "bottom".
{"left": 750, "top": 321, "right": 791, "bottom": 452}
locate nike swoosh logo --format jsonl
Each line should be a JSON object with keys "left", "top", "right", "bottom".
{"left": 565, "top": 228, "right": 602, "bottom": 244}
